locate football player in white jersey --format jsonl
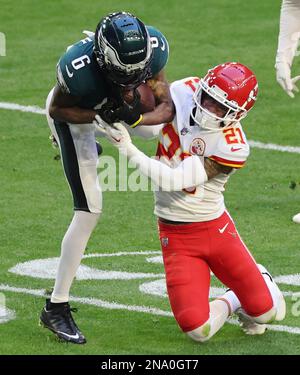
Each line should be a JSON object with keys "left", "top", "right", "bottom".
{"left": 275, "top": 0, "right": 300, "bottom": 223}
{"left": 97, "top": 62, "right": 286, "bottom": 341}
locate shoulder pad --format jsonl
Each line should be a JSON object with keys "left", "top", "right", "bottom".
{"left": 57, "top": 37, "right": 95, "bottom": 96}
{"left": 146, "top": 25, "right": 169, "bottom": 76}
{"left": 170, "top": 77, "right": 199, "bottom": 101}
{"left": 171, "top": 76, "right": 200, "bottom": 93}
{"left": 209, "top": 125, "right": 250, "bottom": 169}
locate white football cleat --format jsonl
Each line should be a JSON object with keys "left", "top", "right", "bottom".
{"left": 236, "top": 308, "right": 267, "bottom": 335}
{"left": 236, "top": 264, "right": 286, "bottom": 335}
{"left": 292, "top": 213, "right": 300, "bottom": 224}
{"left": 257, "top": 264, "right": 286, "bottom": 321}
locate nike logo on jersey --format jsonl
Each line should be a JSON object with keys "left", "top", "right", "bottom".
{"left": 231, "top": 147, "right": 242, "bottom": 152}
{"left": 66, "top": 65, "right": 74, "bottom": 78}
{"left": 218, "top": 222, "right": 229, "bottom": 234}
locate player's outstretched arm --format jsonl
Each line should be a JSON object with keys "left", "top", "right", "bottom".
{"left": 95, "top": 120, "right": 207, "bottom": 191}
{"left": 275, "top": 0, "right": 300, "bottom": 97}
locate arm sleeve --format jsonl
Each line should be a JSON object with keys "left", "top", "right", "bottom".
{"left": 276, "top": 0, "right": 300, "bottom": 66}
{"left": 126, "top": 123, "right": 163, "bottom": 139}
{"left": 96, "top": 123, "right": 163, "bottom": 139}
{"left": 122, "top": 144, "right": 207, "bottom": 191}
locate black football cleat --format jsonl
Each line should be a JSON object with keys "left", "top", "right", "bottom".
{"left": 49, "top": 134, "right": 59, "bottom": 149}
{"left": 40, "top": 299, "right": 86, "bottom": 344}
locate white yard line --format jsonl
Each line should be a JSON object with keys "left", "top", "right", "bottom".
{"left": 0, "top": 284, "right": 172, "bottom": 317}
{"left": 248, "top": 140, "right": 300, "bottom": 154}
{"left": 1, "top": 101, "right": 300, "bottom": 154}
{"left": 1, "top": 283, "right": 300, "bottom": 335}
{"left": 228, "top": 317, "right": 300, "bottom": 335}
{"left": 83, "top": 250, "right": 161, "bottom": 258}
{"left": 0, "top": 102, "right": 45, "bottom": 115}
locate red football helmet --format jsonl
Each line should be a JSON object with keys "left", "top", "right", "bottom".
{"left": 192, "top": 62, "right": 258, "bottom": 130}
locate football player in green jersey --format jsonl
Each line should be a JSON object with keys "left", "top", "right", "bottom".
{"left": 40, "top": 11, "right": 174, "bottom": 344}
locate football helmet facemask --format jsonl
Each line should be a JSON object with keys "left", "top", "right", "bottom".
{"left": 192, "top": 62, "right": 258, "bottom": 130}
{"left": 94, "top": 12, "right": 153, "bottom": 88}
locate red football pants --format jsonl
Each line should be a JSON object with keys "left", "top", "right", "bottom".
{"left": 158, "top": 211, "right": 273, "bottom": 332}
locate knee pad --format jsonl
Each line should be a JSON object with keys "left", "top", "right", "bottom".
{"left": 253, "top": 307, "right": 277, "bottom": 324}
{"left": 186, "top": 320, "right": 211, "bottom": 343}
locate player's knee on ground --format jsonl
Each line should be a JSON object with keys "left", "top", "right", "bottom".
{"left": 173, "top": 305, "right": 210, "bottom": 342}
{"left": 174, "top": 305, "right": 210, "bottom": 336}
{"left": 186, "top": 320, "right": 211, "bottom": 343}
{"left": 252, "top": 306, "right": 277, "bottom": 324}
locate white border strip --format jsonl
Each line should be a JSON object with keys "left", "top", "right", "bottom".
{"left": 1, "top": 283, "right": 300, "bottom": 335}
{"left": 228, "top": 317, "right": 300, "bottom": 335}
{"left": 0, "top": 308, "right": 16, "bottom": 324}
{"left": 83, "top": 250, "right": 161, "bottom": 259}
{"left": 1, "top": 101, "right": 300, "bottom": 154}
{"left": 0, "top": 284, "right": 172, "bottom": 317}
{"left": 248, "top": 140, "right": 300, "bottom": 154}
{"left": 0, "top": 102, "right": 45, "bottom": 115}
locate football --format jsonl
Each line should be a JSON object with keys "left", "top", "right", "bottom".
{"left": 137, "top": 82, "right": 156, "bottom": 113}
{"left": 123, "top": 83, "right": 156, "bottom": 113}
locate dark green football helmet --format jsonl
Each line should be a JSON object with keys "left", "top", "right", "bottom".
{"left": 94, "top": 12, "right": 153, "bottom": 88}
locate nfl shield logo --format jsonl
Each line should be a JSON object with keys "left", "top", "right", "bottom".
{"left": 161, "top": 237, "right": 169, "bottom": 247}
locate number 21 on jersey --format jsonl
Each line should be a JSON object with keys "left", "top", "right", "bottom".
{"left": 223, "top": 127, "right": 245, "bottom": 145}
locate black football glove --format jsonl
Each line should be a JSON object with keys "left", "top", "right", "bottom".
{"left": 114, "top": 90, "right": 143, "bottom": 128}
{"left": 97, "top": 98, "right": 119, "bottom": 124}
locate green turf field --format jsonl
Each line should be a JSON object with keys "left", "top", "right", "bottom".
{"left": 1, "top": 0, "right": 300, "bottom": 355}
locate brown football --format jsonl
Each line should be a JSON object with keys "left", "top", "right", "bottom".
{"left": 123, "top": 83, "right": 156, "bottom": 113}
{"left": 137, "top": 83, "right": 156, "bottom": 113}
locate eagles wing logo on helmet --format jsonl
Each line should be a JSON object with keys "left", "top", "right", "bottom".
{"left": 94, "top": 12, "right": 153, "bottom": 87}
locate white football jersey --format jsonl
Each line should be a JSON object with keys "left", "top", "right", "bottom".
{"left": 154, "top": 77, "right": 250, "bottom": 222}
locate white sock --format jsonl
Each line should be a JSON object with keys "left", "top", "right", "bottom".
{"left": 187, "top": 299, "right": 230, "bottom": 342}
{"left": 208, "top": 299, "right": 230, "bottom": 337}
{"left": 219, "top": 290, "right": 241, "bottom": 314}
{"left": 51, "top": 211, "right": 100, "bottom": 303}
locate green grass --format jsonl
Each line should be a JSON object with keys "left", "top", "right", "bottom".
{"left": 1, "top": 0, "right": 300, "bottom": 355}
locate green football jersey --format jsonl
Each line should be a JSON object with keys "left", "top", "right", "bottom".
{"left": 56, "top": 26, "right": 169, "bottom": 109}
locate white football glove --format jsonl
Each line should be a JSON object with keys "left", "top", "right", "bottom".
{"left": 93, "top": 115, "right": 132, "bottom": 148}
{"left": 82, "top": 30, "right": 95, "bottom": 38}
{"left": 276, "top": 59, "right": 300, "bottom": 98}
